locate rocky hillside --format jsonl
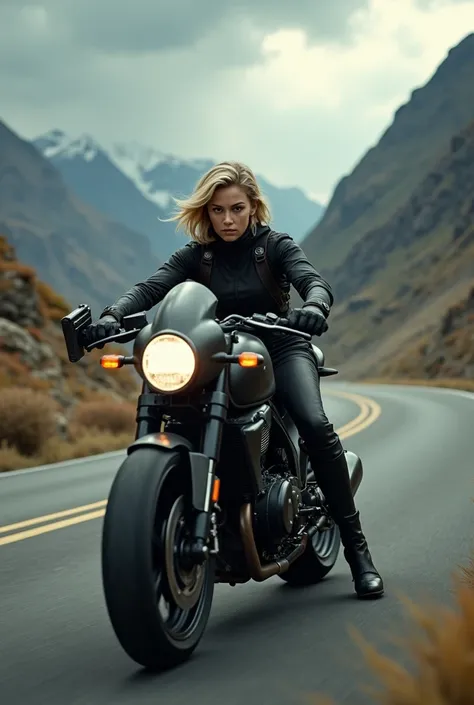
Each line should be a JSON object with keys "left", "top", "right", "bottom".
{"left": 302, "top": 32, "right": 474, "bottom": 276}
{"left": 295, "top": 32, "right": 474, "bottom": 381}
{"left": 0, "top": 119, "right": 157, "bottom": 314}
{"left": 322, "top": 117, "right": 474, "bottom": 379}
{"left": 33, "top": 130, "right": 325, "bottom": 259}
{"left": 379, "top": 284, "right": 474, "bottom": 382}
{"left": 0, "top": 234, "right": 140, "bottom": 410}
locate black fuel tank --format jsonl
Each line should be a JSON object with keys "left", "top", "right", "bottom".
{"left": 228, "top": 332, "right": 276, "bottom": 409}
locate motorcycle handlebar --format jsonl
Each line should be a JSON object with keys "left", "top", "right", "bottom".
{"left": 218, "top": 313, "right": 312, "bottom": 341}
{"left": 82, "top": 310, "right": 311, "bottom": 353}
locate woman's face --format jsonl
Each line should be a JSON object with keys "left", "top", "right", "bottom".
{"left": 207, "top": 185, "right": 256, "bottom": 242}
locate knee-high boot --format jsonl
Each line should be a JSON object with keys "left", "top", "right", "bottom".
{"left": 311, "top": 450, "right": 384, "bottom": 598}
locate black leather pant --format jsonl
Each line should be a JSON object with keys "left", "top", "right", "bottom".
{"left": 267, "top": 333, "right": 345, "bottom": 465}
{"left": 264, "top": 333, "right": 384, "bottom": 598}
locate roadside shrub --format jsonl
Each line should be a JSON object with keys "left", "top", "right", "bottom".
{"left": 0, "top": 387, "right": 58, "bottom": 455}
{"left": 314, "top": 538, "right": 474, "bottom": 705}
{"left": 0, "top": 431, "right": 131, "bottom": 472}
{"left": 348, "top": 581, "right": 474, "bottom": 704}
{"left": 69, "top": 399, "right": 136, "bottom": 436}
{"left": 0, "top": 442, "right": 38, "bottom": 471}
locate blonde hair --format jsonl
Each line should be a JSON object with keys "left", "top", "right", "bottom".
{"left": 164, "top": 161, "right": 272, "bottom": 244}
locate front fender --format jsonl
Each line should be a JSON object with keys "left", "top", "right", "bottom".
{"left": 127, "top": 431, "right": 194, "bottom": 454}
{"left": 127, "top": 432, "right": 210, "bottom": 512}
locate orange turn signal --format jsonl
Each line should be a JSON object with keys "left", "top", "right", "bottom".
{"left": 212, "top": 477, "right": 220, "bottom": 503}
{"left": 100, "top": 354, "right": 124, "bottom": 369}
{"left": 238, "top": 352, "right": 260, "bottom": 368}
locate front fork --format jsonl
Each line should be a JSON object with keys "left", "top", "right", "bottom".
{"left": 186, "top": 368, "right": 228, "bottom": 565}
{"left": 134, "top": 373, "right": 229, "bottom": 566}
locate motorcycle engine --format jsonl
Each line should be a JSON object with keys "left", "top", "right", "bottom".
{"left": 253, "top": 467, "right": 302, "bottom": 554}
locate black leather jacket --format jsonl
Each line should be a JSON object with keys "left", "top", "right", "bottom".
{"left": 101, "top": 224, "right": 333, "bottom": 323}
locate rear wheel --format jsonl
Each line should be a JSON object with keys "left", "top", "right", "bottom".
{"left": 101, "top": 447, "right": 215, "bottom": 670}
{"left": 278, "top": 468, "right": 340, "bottom": 586}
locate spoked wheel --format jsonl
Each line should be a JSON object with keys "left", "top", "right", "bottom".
{"left": 278, "top": 468, "right": 341, "bottom": 586}
{"left": 101, "top": 447, "right": 215, "bottom": 670}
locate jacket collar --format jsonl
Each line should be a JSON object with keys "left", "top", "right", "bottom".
{"left": 209, "top": 222, "right": 270, "bottom": 251}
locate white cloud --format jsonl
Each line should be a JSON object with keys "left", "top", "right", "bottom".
{"left": 1, "top": 0, "right": 473, "bottom": 203}
{"left": 227, "top": 0, "right": 474, "bottom": 199}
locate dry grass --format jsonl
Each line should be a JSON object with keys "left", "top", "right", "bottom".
{"left": 312, "top": 574, "right": 474, "bottom": 705}
{"left": 69, "top": 399, "right": 136, "bottom": 436}
{"left": 0, "top": 387, "right": 59, "bottom": 455}
{"left": 0, "top": 389, "right": 136, "bottom": 472}
{"left": 0, "top": 431, "right": 132, "bottom": 471}
{"left": 312, "top": 496, "right": 474, "bottom": 705}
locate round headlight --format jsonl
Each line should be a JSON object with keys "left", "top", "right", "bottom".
{"left": 142, "top": 333, "right": 196, "bottom": 392}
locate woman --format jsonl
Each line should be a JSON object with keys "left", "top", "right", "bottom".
{"left": 84, "top": 161, "right": 384, "bottom": 599}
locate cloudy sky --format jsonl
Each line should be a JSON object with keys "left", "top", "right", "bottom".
{"left": 1, "top": 0, "right": 474, "bottom": 203}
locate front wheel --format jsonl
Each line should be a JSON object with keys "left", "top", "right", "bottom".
{"left": 101, "top": 447, "right": 215, "bottom": 670}
{"left": 278, "top": 469, "right": 341, "bottom": 586}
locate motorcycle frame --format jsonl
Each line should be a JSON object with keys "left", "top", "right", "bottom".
{"left": 126, "top": 346, "right": 309, "bottom": 567}
{"left": 60, "top": 298, "right": 339, "bottom": 577}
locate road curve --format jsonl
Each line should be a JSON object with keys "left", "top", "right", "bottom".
{"left": 0, "top": 382, "right": 473, "bottom": 705}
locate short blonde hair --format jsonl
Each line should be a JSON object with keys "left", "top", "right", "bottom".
{"left": 165, "top": 161, "right": 272, "bottom": 244}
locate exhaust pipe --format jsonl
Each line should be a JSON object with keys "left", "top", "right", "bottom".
{"left": 239, "top": 503, "right": 308, "bottom": 582}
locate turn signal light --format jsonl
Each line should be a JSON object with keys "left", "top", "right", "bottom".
{"left": 238, "top": 352, "right": 260, "bottom": 368}
{"left": 212, "top": 477, "right": 220, "bottom": 503}
{"left": 100, "top": 354, "right": 124, "bottom": 369}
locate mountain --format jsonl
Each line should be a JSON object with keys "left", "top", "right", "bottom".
{"left": 32, "top": 130, "right": 325, "bottom": 260}
{"left": 0, "top": 119, "right": 156, "bottom": 314}
{"left": 296, "top": 32, "right": 474, "bottom": 378}
{"left": 301, "top": 32, "right": 474, "bottom": 275}
{"left": 321, "top": 116, "right": 474, "bottom": 378}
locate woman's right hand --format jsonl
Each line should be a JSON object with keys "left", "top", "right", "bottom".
{"left": 83, "top": 314, "right": 121, "bottom": 348}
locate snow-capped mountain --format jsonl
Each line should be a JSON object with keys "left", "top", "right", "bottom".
{"left": 33, "top": 129, "right": 325, "bottom": 261}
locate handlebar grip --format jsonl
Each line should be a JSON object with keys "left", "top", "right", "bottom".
{"left": 83, "top": 328, "right": 141, "bottom": 352}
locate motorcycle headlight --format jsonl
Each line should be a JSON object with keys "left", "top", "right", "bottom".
{"left": 142, "top": 333, "right": 196, "bottom": 392}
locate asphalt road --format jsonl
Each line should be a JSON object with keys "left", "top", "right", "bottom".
{"left": 1, "top": 381, "right": 473, "bottom": 705}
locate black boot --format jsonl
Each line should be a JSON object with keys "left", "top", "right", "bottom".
{"left": 311, "top": 450, "right": 384, "bottom": 599}
{"left": 337, "top": 510, "right": 384, "bottom": 598}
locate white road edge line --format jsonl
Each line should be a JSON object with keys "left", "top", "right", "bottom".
{"left": 0, "top": 450, "right": 126, "bottom": 479}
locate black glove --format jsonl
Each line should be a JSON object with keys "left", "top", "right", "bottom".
{"left": 287, "top": 305, "right": 328, "bottom": 337}
{"left": 82, "top": 314, "right": 121, "bottom": 349}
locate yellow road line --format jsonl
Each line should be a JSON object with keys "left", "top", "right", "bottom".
{"left": 0, "top": 391, "right": 381, "bottom": 546}
{"left": 0, "top": 500, "right": 107, "bottom": 534}
{"left": 0, "top": 510, "right": 106, "bottom": 547}
{"left": 327, "top": 390, "right": 382, "bottom": 440}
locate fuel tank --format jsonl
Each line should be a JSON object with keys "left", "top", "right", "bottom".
{"left": 228, "top": 332, "right": 276, "bottom": 409}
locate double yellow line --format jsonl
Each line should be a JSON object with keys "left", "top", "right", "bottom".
{"left": 329, "top": 389, "right": 381, "bottom": 440}
{"left": 0, "top": 501, "right": 107, "bottom": 547}
{"left": 0, "top": 390, "right": 381, "bottom": 548}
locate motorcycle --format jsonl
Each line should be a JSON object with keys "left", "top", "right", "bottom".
{"left": 61, "top": 280, "right": 363, "bottom": 671}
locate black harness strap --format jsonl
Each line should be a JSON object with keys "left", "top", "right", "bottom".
{"left": 253, "top": 237, "right": 290, "bottom": 312}
{"left": 199, "top": 231, "right": 289, "bottom": 312}
{"left": 199, "top": 249, "right": 213, "bottom": 288}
